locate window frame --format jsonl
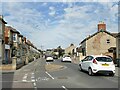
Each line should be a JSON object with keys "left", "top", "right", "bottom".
{"left": 106, "top": 39, "right": 110, "bottom": 44}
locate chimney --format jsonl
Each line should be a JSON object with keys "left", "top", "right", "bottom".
{"left": 23, "top": 37, "right": 26, "bottom": 43}
{"left": 98, "top": 21, "right": 106, "bottom": 32}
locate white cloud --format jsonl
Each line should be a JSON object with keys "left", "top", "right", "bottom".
{"left": 49, "top": 6, "right": 55, "bottom": 10}
{"left": 49, "top": 11, "right": 56, "bottom": 16}
{"left": 49, "top": 6, "right": 56, "bottom": 16}
{"left": 42, "top": 2, "right": 47, "bottom": 6}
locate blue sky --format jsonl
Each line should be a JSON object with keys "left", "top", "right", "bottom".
{"left": 0, "top": 1, "right": 119, "bottom": 50}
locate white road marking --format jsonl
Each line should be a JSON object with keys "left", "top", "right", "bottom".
{"left": 22, "top": 79, "right": 27, "bottom": 82}
{"left": 36, "top": 77, "right": 49, "bottom": 81}
{"left": 22, "top": 74, "right": 28, "bottom": 82}
{"left": 31, "top": 73, "right": 37, "bottom": 89}
{"left": 32, "top": 73, "right": 34, "bottom": 74}
{"left": 31, "top": 79, "right": 35, "bottom": 82}
{"left": 62, "top": 86, "right": 68, "bottom": 90}
{"left": 33, "top": 82, "right": 36, "bottom": 86}
{"left": 31, "top": 72, "right": 36, "bottom": 82}
{"left": 46, "top": 72, "right": 54, "bottom": 79}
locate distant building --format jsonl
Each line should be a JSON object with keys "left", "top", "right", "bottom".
{"left": 80, "top": 22, "right": 117, "bottom": 62}
{"left": 65, "top": 44, "right": 76, "bottom": 55}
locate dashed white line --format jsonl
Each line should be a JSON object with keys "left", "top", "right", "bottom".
{"left": 62, "top": 86, "right": 68, "bottom": 90}
{"left": 31, "top": 73, "right": 37, "bottom": 89}
{"left": 22, "top": 74, "right": 28, "bottom": 82}
{"left": 32, "top": 73, "right": 34, "bottom": 74}
{"left": 46, "top": 72, "right": 54, "bottom": 79}
{"left": 31, "top": 79, "right": 35, "bottom": 82}
{"left": 33, "top": 82, "right": 36, "bottom": 86}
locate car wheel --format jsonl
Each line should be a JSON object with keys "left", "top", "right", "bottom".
{"left": 79, "top": 65, "right": 83, "bottom": 71}
{"left": 88, "top": 68, "right": 94, "bottom": 76}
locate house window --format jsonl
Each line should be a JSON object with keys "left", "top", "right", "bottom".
{"left": 13, "top": 34, "right": 16, "bottom": 41}
{"left": 107, "top": 39, "right": 110, "bottom": 44}
{"left": 82, "top": 48, "right": 86, "bottom": 56}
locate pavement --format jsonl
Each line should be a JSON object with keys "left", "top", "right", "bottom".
{"left": 115, "top": 67, "right": 119, "bottom": 77}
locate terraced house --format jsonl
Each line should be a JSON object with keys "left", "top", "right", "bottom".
{"left": 0, "top": 16, "right": 7, "bottom": 64}
{"left": 0, "top": 15, "right": 41, "bottom": 70}
{"left": 80, "top": 22, "right": 117, "bottom": 63}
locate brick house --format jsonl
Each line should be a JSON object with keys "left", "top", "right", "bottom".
{"left": 0, "top": 16, "right": 7, "bottom": 64}
{"left": 80, "top": 22, "right": 117, "bottom": 62}
{"left": 4, "top": 26, "right": 13, "bottom": 64}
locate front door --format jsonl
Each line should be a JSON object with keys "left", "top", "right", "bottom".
{"left": 5, "top": 49, "right": 9, "bottom": 64}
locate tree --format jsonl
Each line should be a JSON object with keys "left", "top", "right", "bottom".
{"left": 57, "top": 46, "right": 64, "bottom": 57}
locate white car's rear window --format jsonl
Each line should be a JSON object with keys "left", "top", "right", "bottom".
{"left": 95, "top": 57, "right": 112, "bottom": 62}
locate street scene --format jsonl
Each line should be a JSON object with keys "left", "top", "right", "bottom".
{"left": 2, "top": 57, "right": 119, "bottom": 89}
{"left": 0, "top": 0, "right": 120, "bottom": 90}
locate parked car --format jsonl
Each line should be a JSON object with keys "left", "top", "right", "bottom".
{"left": 114, "top": 58, "right": 120, "bottom": 67}
{"left": 53, "top": 55, "right": 58, "bottom": 59}
{"left": 79, "top": 55, "right": 115, "bottom": 76}
{"left": 61, "top": 55, "right": 72, "bottom": 62}
{"left": 46, "top": 56, "right": 54, "bottom": 62}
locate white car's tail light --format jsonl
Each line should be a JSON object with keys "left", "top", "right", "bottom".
{"left": 93, "top": 59, "right": 97, "bottom": 64}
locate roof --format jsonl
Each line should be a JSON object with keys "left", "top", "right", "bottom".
{"left": 116, "top": 32, "right": 120, "bottom": 37}
{"left": 12, "top": 28, "right": 20, "bottom": 34}
{"left": 80, "top": 30, "right": 117, "bottom": 44}
{"left": 18, "top": 34, "right": 23, "bottom": 37}
{"left": 6, "top": 26, "right": 20, "bottom": 34}
{"left": 111, "top": 33, "right": 118, "bottom": 37}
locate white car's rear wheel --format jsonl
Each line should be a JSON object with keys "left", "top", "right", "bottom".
{"left": 79, "top": 65, "right": 83, "bottom": 71}
{"left": 88, "top": 68, "right": 94, "bottom": 76}
{"left": 109, "top": 73, "right": 115, "bottom": 77}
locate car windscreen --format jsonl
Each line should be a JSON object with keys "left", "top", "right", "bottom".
{"left": 95, "top": 57, "right": 112, "bottom": 62}
{"left": 63, "top": 56, "right": 70, "bottom": 58}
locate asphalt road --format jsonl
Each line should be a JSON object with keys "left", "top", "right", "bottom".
{"left": 1, "top": 57, "right": 119, "bottom": 89}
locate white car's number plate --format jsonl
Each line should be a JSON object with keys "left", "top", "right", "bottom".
{"left": 102, "top": 64, "right": 109, "bottom": 66}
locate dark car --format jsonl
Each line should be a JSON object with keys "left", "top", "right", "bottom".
{"left": 116, "top": 58, "right": 120, "bottom": 67}
{"left": 53, "top": 55, "right": 58, "bottom": 59}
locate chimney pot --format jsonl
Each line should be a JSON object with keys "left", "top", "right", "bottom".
{"left": 98, "top": 21, "right": 106, "bottom": 31}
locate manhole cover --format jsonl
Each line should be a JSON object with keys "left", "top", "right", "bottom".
{"left": 57, "top": 77, "right": 68, "bottom": 79}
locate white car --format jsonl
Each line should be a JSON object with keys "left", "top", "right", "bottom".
{"left": 61, "top": 55, "right": 72, "bottom": 62}
{"left": 46, "top": 56, "right": 54, "bottom": 62}
{"left": 79, "top": 55, "right": 115, "bottom": 76}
